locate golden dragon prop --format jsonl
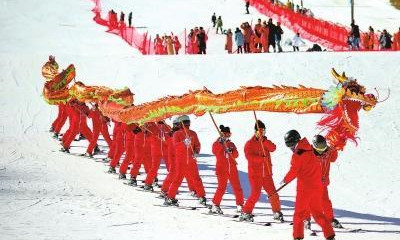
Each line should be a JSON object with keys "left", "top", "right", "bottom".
{"left": 42, "top": 60, "right": 379, "bottom": 150}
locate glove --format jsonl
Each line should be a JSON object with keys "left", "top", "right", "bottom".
{"left": 225, "top": 147, "right": 233, "bottom": 154}
{"left": 183, "top": 137, "right": 191, "bottom": 146}
{"left": 218, "top": 137, "right": 226, "bottom": 144}
{"left": 279, "top": 180, "right": 286, "bottom": 186}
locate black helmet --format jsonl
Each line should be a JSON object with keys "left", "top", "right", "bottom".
{"left": 312, "top": 135, "right": 327, "bottom": 152}
{"left": 284, "top": 130, "right": 301, "bottom": 148}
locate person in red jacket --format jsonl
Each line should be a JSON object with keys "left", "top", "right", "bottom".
{"left": 128, "top": 125, "right": 152, "bottom": 186}
{"left": 210, "top": 125, "right": 244, "bottom": 214}
{"left": 84, "top": 104, "right": 112, "bottom": 157}
{"left": 239, "top": 120, "right": 283, "bottom": 222}
{"left": 304, "top": 135, "right": 342, "bottom": 230}
{"left": 282, "top": 130, "right": 335, "bottom": 240}
{"left": 108, "top": 122, "right": 126, "bottom": 173}
{"left": 50, "top": 103, "right": 68, "bottom": 139}
{"left": 164, "top": 115, "right": 207, "bottom": 206}
{"left": 143, "top": 121, "right": 170, "bottom": 191}
{"left": 118, "top": 123, "right": 137, "bottom": 179}
{"left": 61, "top": 100, "right": 83, "bottom": 152}
{"left": 76, "top": 101, "right": 93, "bottom": 143}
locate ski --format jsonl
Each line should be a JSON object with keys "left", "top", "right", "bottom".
{"left": 232, "top": 219, "right": 272, "bottom": 226}
{"left": 202, "top": 212, "right": 240, "bottom": 218}
{"left": 153, "top": 204, "right": 198, "bottom": 210}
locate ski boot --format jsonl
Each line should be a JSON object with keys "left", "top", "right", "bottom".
{"left": 102, "top": 157, "right": 111, "bottom": 163}
{"left": 199, "top": 197, "right": 207, "bottom": 206}
{"left": 236, "top": 205, "right": 243, "bottom": 213}
{"left": 119, "top": 173, "right": 126, "bottom": 180}
{"left": 331, "top": 218, "right": 343, "bottom": 228}
{"left": 273, "top": 211, "right": 284, "bottom": 222}
{"left": 210, "top": 204, "right": 223, "bottom": 215}
{"left": 326, "top": 235, "right": 336, "bottom": 240}
{"left": 128, "top": 177, "right": 137, "bottom": 186}
{"left": 78, "top": 134, "right": 86, "bottom": 140}
{"left": 82, "top": 152, "right": 93, "bottom": 158}
{"left": 239, "top": 212, "right": 254, "bottom": 222}
{"left": 49, "top": 126, "right": 54, "bottom": 132}
{"left": 60, "top": 146, "right": 70, "bottom": 153}
{"left": 190, "top": 190, "right": 197, "bottom": 198}
{"left": 143, "top": 184, "right": 154, "bottom": 192}
{"left": 152, "top": 177, "right": 159, "bottom": 188}
{"left": 52, "top": 132, "right": 59, "bottom": 139}
{"left": 93, "top": 146, "right": 101, "bottom": 155}
{"left": 164, "top": 197, "right": 179, "bottom": 207}
{"left": 107, "top": 166, "right": 116, "bottom": 174}
{"left": 304, "top": 218, "right": 311, "bottom": 230}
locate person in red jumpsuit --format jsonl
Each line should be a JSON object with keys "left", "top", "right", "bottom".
{"left": 304, "top": 135, "right": 342, "bottom": 230}
{"left": 74, "top": 101, "right": 93, "bottom": 143}
{"left": 103, "top": 120, "right": 120, "bottom": 162}
{"left": 239, "top": 120, "right": 283, "bottom": 222}
{"left": 282, "top": 130, "right": 335, "bottom": 240}
{"left": 210, "top": 125, "right": 244, "bottom": 214}
{"left": 143, "top": 121, "right": 170, "bottom": 191}
{"left": 84, "top": 104, "right": 112, "bottom": 157}
{"left": 128, "top": 125, "right": 152, "bottom": 186}
{"left": 61, "top": 100, "right": 83, "bottom": 152}
{"left": 108, "top": 122, "right": 126, "bottom": 173}
{"left": 118, "top": 123, "right": 137, "bottom": 179}
{"left": 164, "top": 115, "right": 207, "bottom": 206}
{"left": 50, "top": 103, "right": 68, "bottom": 139}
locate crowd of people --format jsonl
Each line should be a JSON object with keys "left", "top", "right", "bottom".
{"left": 48, "top": 62, "right": 342, "bottom": 240}
{"left": 153, "top": 34, "right": 182, "bottom": 55}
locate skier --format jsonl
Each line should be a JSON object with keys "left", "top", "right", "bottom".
{"left": 108, "top": 122, "right": 126, "bottom": 173}
{"left": 61, "top": 99, "right": 81, "bottom": 152}
{"left": 281, "top": 130, "right": 336, "bottom": 240}
{"left": 239, "top": 120, "right": 283, "bottom": 222}
{"left": 50, "top": 103, "right": 67, "bottom": 139}
{"left": 128, "top": 125, "right": 152, "bottom": 185}
{"left": 118, "top": 123, "right": 137, "bottom": 179}
{"left": 211, "top": 13, "right": 216, "bottom": 28}
{"left": 210, "top": 125, "right": 244, "bottom": 214}
{"left": 164, "top": 115, "right": 207, "bottom": 206}
{"left": 85, "top": 104, "right": 112, "bottom": 157}
{"left": 304, "top": 135, "right": 342, "bottom": 229}
{"left": 143, "top": 121, "right": 170, "bottom": 191}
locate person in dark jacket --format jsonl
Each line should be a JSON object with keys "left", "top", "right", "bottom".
{"left": 211, "top": 13, "right": 216, "bottom": 27}
{"left": 275, "top": 22, "right": 284, "bottom": 52}
{"left": 246, "top": 1, "right": 250, "bottom": 14}
{"left": 267, "top": 18, "right": 277, "bottom": 52}
{"left": 197, "top": 27, "right": 208, "bottom": 54}
{"left": 128, "top": 12, "right": 132, "bottom": 27}
{"left": 379, "top": 29, "right": 393, "bottom": 49}
{"left": 350, "top": 20, "right": 360, "bottom": 49}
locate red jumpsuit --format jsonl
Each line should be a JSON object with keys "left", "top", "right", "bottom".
{"left": 52, "top": 104, "right": 68, "bottom": 134}
{"left": 119, "top": 126, "right": 136, "bottom": 175}
{"left": 109, "top": 123, "right": 126, "bottom": 168}
{"left": 242, "top": 135, "right": 281, "bottom": 214}
{"left": 144, "top": 123, "right": 170, "bottom": 186}
{"left": 130, "top": 131, "right": 152, "bottom": 177}
{"left": 86, "top": 109, "right": 112, "bottom": 154}
{"left": 167, "top": 127, "right": 205, "bottom": 199}
{"left": 212, "top": 138, "right": 244, "bottom": 206}
{"left": 106, "top": 120, "right": 120, "bottom": 159}
{"left": 76, "top": 103, "right": 93, "bottom": 142}
{"left": 62, "top": 104, "right": 81, "bottom": 149}
{"left": 305, "top": 147, "right": 338, "bottom": 221}
{"left": 283, "top": 138, "right": 335, "bottom": 239}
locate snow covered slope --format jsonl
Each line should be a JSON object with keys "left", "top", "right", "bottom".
{"left": 0, "top": 0, "right": 400, "bottom": 240}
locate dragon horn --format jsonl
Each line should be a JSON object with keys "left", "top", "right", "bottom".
{"left": 331, "top": 68, "right": 348, "bottom": 84}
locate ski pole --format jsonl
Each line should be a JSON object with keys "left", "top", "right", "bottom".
{"left": 253, "top": 110, "right": 272, "bottom": 175}
{"left": 267, "top": 181, "right": 290, "bottom": 199}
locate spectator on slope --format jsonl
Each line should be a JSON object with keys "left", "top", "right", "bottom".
{"left": 281, "top": 130, "right": 336, "bottom": 240}
{"left": 197, "top": 27, "right": 208, "bottom": 54}
{"left": 192, "top": 27, "right": 200, "bottom": 54}
{"left": 154, "top": 34, "right": 163, "bottom": 54}
{"left": 119, "top": 18, "right": 127, "bottom": 39}
{"left": 173, "top": 36, "right": 181, "bottom": 54}
{"left": 164, "top": 115, "right": 207, "bottom": 207}
{"left": 216, "top": 16, "right": 223, "bottom": 34}
{"left": 234, "top": 27, "right": 244, "bottom": 54}
{"left": 224, "top": 29, "right": 233, "bottom": 53}
{"left": 350, "top": 20, "right": 361, "bottom": 50}
{"left": 292, "top": 32, "right": 305, "bottom": 52}
{"left": 379, "top": 29, "right": 393, "bottom": 50}
{"left": 275, "top": 22, "right": 284, "bottom": 52}
{"left": 245, "top": 1, "right": 250, "bottom": 14}
{"left": 210, "top": 125, "right": 244, "bottom": 215}
{"left": 267, "top": 18, "right": 277, "bottom": 52}
{"left": 363, "top": 26, "right": 376, "bottom": 50}
{"left": 120, "top": 11, "right": 125, "bottom": 23}
{"left": 261, "top": 21, "right": 270, "bottom": 52}
{"left": 393, "top": 27, "right": 400, "bottom": 50}
{"left": 128, "top": 12, "right": 132, "bottom": 27}
{"left": 211, "top": 13, "right": 217, "bottom": 28}
{"left": 239, "top": 120, "right": 283, "bottom": 222}
{"left": 254, "top": 19, "right": 263, "bottom": 50}
{"left": 166, "top": 36, "right": 175, "bottom": 55}
{"left": 241, "top": 22, "right": 253, "bottom": 53}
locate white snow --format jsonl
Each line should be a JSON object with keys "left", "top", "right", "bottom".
{"left": 0, "top": 0, "right": 400, "bottom": 240}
